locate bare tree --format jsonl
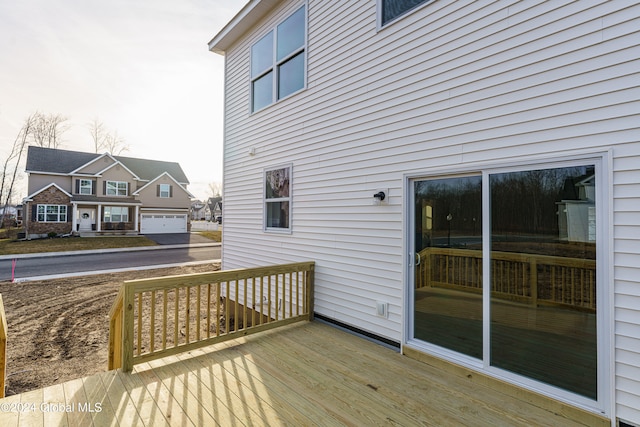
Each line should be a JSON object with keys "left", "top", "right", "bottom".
{"left": 88, "top": 117, "right": 107, "bottom": 153}
{"left": 30, "top": 112, "right": 70, "bottom": 148}
{"left": 88, "top": 118, "right": 129, "bottom": 155}
{"left": 208, "top": 181, "right": 223, "bottom": 198}
{"left": 103, "top": 130, "right": 129, "bottom": 155}
{"left": 0, "top": 114, "right": 35, "bottom": 227}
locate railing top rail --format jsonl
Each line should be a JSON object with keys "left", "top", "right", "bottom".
{"left": 123, "top": 261, "right": 316, "bottom": 293}
{"left": 108, "top": 287, "right": 124, "bottom": 319}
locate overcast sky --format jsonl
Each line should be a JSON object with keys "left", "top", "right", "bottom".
{"left": 0, "top": 0, "right": 243, "bottom": 201}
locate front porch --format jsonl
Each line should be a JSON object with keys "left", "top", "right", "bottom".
{"left": 0, "top": 321, "right": 606, "bottom": 426}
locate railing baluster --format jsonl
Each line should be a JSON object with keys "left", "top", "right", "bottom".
{"left": 185, "top": 285, "right": 191, "bottom": 344}
{"left": 243, "top": 279, "right": 248, "bottom": 330}
{"left": 216, "top": 282, "right": 221, "bottom": 337}
{"left": 162, "top": 290, "right": 168, "bottom": 350}
{"left": 207, "top": 283, "right": 211, "bottom": 339}
{"left": 136, "top": 292, "right": 142, "bottom": 356}
{"left": 150, "top": 290, "right": 156, "bottom": 353}
{"left": 174, "top": 287, "right": 179, "bottom": 346}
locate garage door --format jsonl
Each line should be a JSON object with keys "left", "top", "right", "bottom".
{"left": 140, "top": 214, "right": 187, "bottom": 234}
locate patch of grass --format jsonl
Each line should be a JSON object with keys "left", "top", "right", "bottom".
{"left": 196, "top": 230, "right": 222, "bottom": 242}
{"left": 0, "top": 236, "right": 158, "bottom": 256}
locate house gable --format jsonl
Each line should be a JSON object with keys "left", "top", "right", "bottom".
{"left": 134, "top": 172, "right": 194, "bottom": 209}
{"left": 70, "top": 153, "right": 117, "bottom": 176}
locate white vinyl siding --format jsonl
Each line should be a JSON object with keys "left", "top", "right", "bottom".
{"left": 219, "top": 0, "right": 640, "bottom": 421}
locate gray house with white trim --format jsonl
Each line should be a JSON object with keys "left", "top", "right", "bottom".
{"left": 209, "top": 1, "right": 640, "bottom": 424}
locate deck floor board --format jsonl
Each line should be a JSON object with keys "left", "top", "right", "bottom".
{"left": 0, "top": 321, "right": 605, "bottom": 426}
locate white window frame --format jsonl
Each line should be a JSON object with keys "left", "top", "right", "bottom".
{"left": 264, "top": 164, "right": 292, "bottom": 233}
{"left": 403, "top": 151, "right": 612, "bottom": 416}
{"left": 159, "top": 184, "right": 171, "bottom": 198}
{"left": 106, "top": 180, "right": 128, "bottom": 196}
{"left": 37, "top": 204, "right": 67, "bottom": 222}
{"left": 79, "top": 179, "right": 93, "bottom": 195}
{"left": 250, "top": 4, "right": 307, "bottom": 113}
{"left": 104, "top": 206, "right": 129, "bottom": 223}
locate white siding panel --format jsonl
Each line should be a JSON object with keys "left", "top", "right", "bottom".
{"left": 220, "top": 0, "right": 640, "bottom": 420}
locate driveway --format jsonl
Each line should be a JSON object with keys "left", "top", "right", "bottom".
{"left": 143, "top": 233, "right": 218, "bottom": 245}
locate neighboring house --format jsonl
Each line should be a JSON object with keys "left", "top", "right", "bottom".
{"left": 209, "top": 1, "right": 640, "bottom": 425}
{"left": 190, "top": 200, "right": 207, "bottom": 220}
{"left": 206, "top": 196, "right": 222, "bottom": 221}
{"left": 211, "top": 197, "right": 223, "bottom": 222}
{"left": 24, "top": 146, "right": 193, "bottom": 237}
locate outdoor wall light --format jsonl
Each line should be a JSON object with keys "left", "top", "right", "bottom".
{"left": 373, "top": 191, "right": 386, "bottom": 201}
{"left": 372, "top": 189, "right": 388, "bottom": 205}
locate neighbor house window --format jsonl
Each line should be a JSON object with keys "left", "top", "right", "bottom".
{"left": 104, "top": 206, "right": 129, "bottom": 222}
{"left": 265, "top": 165, "right": 291, "bottom": 231}
{"left": 251, "top": 6, "right": 306, "bottom": 112}
{"left": 159, "top": 184, "right": 171, "bottom": 198}
{"left": 106, "top": 180, "right": 128, "bottom": 196}
{"left": 381, "top": 0, "right": 432, "bottom": 25}
{"left": 37, "top": 205, "right": 67, "bottom": 222}
{"left": 79, "top": 179, "right": 93, "bottom": 195}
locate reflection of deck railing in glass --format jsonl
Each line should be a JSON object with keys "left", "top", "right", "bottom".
{"left": 416, "top": 248, "right": 595, "bottom": 312}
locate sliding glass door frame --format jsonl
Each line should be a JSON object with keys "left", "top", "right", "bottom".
{"left": 403, "top": 152, "right": 613, "bottom": 416}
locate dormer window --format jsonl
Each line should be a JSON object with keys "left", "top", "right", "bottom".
{"left": 106, "top": 180, "right": 128, "bottom": 196}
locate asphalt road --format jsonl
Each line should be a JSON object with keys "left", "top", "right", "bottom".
{"left": 0, "top": 245, "right": 221, "bottom": 281}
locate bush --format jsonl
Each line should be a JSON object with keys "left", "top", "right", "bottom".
{"left": 48, "top": 232, "right": 57, "bottom": 238}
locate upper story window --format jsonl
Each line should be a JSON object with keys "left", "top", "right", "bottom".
{"left": 159, "top": 184, "right": 171, "bottom": 198}
{"left": 106, "top": 180, "right": 128, "bottom": 196}
{"left": 79, "top": 179, "right": 93, "bottom": 195}
{"left": 381, "top": 0, "right": 432, "bottom": 26}
{"left": 251, "top": 5, "right": 306, "bottom": 112}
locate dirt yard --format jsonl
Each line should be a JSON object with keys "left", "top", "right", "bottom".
{"left": 0, "top": 263, "right": 220, "bottom": 396}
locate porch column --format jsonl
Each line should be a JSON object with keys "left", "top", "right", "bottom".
{"left": 134, "top": 205, "right": 139, "bottom": 233}
{"left": 71, "top": 203, "right": 78, "bottom": 233}
{"left": 97, "top": 205, "right": 102, "bottom": 231}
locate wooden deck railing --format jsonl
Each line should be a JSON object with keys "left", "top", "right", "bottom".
{"left": 0, "top": 294, "right": 7, "bottom": 398}
{"left": 416, "top": 248, "right": 596, "bottom": 311}
{"left": 109, "top": 261, "right": 315, "bottom": 372}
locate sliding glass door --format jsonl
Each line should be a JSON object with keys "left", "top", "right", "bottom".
{"left": 411, "top": 162, "right": 599, "bottom": 402}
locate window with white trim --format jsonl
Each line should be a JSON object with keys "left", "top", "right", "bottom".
{"left": 159, "top": 184, "right": 171, "bottom": 198}
{"left": 264, "top": 165, "right": 291, "bottom": 231}
{"left": 381, "top": 0, "right": 433, "bottom": 26}
{"left": 104, "top": 206, "right": 129, "bottom": 222}
{"left": 79, "top": 179, "right": 93, "bottom": 195}
{"left": 37, "top": 205, "right": 67, "bottom": 222}
{"left": 106, "top": 180, "right": 128, "bottom": 196}
{"left": 251, "top": 5, "right": 306, "bottom": 112}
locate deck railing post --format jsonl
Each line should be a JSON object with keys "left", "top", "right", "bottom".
{"left": 0, "top": 294, "right": 7, "bottom": 398}
{"left": 122, "top": 282, "right": 135, "bottom": 373}
{"left": 307, "top": 264, "right": 315, "bottom": 321}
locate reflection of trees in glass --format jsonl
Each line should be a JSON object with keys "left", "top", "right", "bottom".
{"left": 490, "top": 166, "right": 591, "bottom": 237}
{"left": 266, "top": 168, "right": 289, "bottom": 199}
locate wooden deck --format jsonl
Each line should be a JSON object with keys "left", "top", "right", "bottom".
{"left": 0, "top": 321, "right": 605, "bottom": 426}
